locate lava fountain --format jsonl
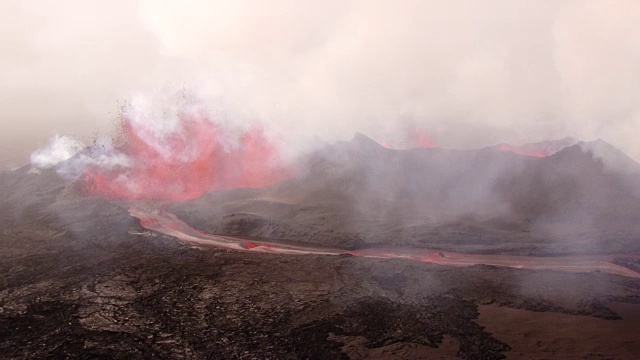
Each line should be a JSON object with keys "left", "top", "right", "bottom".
{"left": 81, "top": 100, "right": 290, "bottom": 201}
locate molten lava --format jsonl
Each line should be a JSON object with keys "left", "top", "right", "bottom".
{"left": 128, "top": 204, "right": 640, "bottom": 279}
{"left": 410, "top": 129, "right": 434, "bottom": 149}
{"left": 82, "top": 110, "right": 290, "bottom": 201}
{"left": 380, "top": 129, "right": 435, "bottom": 149}
{"left": 493, "top": 137, "right": 581, "bottom": 158}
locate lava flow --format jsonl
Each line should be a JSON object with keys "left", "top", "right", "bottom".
{"left": 130, "top": 203, "right": 640, "bottom": 279}
{"left": 381, "top": 129, "right": 435, "bottom": 150}
{"left": 81, "top": 106, "right": 290, "bottom": 201}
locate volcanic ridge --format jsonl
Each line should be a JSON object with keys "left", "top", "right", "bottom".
{"left": 2, "top": 133, "right": 640, "bottom": 359}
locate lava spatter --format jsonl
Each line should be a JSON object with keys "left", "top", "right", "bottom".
{"left": 81, "top": 105, "right": 290, "bottom": 201}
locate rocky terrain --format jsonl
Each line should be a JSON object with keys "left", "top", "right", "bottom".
{"left": 2, "top": 136, "right": 640, "bottom": 359}
{"left": 2, "top": 214, "right": 640, "bottom": 359}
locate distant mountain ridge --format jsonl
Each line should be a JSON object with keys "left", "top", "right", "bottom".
{"left": 170, "top": 133, "right": 640, "bottom": 254}
{"left": 486, "top": 137, "right": 581, "bottom": 157}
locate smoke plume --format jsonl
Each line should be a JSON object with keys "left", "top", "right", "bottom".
{"left": 30, "top": 135, "right": 85, "bottom": 169}
{"left": 3, "top": 0, "right": 640, "bottom": 168}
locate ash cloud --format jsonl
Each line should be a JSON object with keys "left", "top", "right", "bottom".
{"left": 2, "top": 0, "right": 640, "bottom": 168}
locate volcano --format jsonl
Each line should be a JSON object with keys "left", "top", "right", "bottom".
{"left": 169, "top": 134, "right": 640, "bottom": 254}
{"left": 2, "top": 134, "right": 640, "bottom": 359}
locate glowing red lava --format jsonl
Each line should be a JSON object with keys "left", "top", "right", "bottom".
{"left": 128, "top": 204, "right": 640, "bottom": 279}
{"left": 497, "top": 144, "right": 548, "bottom": 158}
{"left": 410, "top": 129, "right": 434, "bottom": 149}
{"left": 380, "top": 129, "right": 434, "bottom": 150}
{"left": 82, "top": 111, "right": 290, "bottom": 201}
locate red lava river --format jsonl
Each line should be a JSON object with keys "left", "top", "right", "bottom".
{"left": 128, "top": 203, "right": 640, "bottom": 279}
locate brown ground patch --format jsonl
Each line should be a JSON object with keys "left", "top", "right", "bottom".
{"left": 330, "top": 334, "right": 460, "bottom": 359}
{"left": 476, "top": 303, "right": 640, "bottom": 359}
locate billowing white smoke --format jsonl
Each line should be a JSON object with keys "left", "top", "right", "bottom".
{"left": 28, "top": 90, "right": 269, "bottom": 183}
{"left": 30, "top": 134, "right": 131, "bottom": 179}
{"left": 26, "top": 91, "right": 188, "bottom": 176}
{"left": 30, "top": 135, "right": 85, "bottom": 169}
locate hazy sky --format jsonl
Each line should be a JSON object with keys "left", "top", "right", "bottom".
{"left": 2, "top": 0, "right": 640, "bottom": 168}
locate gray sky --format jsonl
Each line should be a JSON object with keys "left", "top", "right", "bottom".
{"left": 2, "top": 0, "right": 640, "bottom": 168}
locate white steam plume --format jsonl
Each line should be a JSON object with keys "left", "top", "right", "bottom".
{"left": 30, "top": 135, "right": 85, "bottom": 169}
{"left": 31, "top": 134, "right": 131, "bottom": 179}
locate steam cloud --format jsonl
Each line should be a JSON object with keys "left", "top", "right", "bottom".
{"left": 30, "top": 135, "right": 85, "bottom": 169}
{"left": 3, "top": 0, "right": 640, "bottom": 168}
